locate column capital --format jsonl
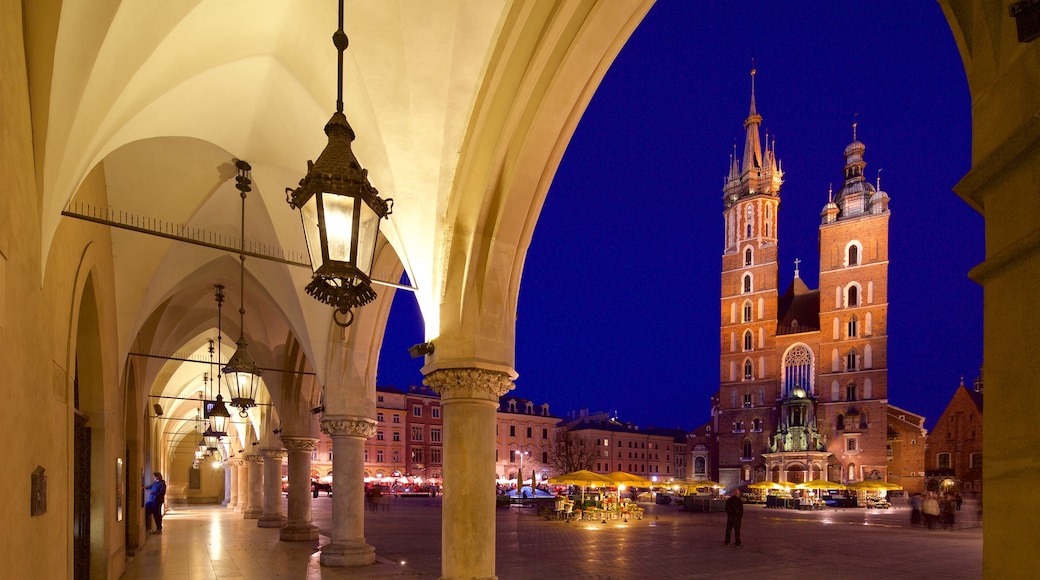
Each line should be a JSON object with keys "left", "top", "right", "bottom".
{"left": 424, "top": 367, "right": 514, "bottom": 402}
{"left": 260, "top": 448, "right": 288, "bottom": 460}
{"left": 321, "top": 415, "right": 377, "bottom": 438}
{"left": 281, "top": 437, "right": 318, "bottom": 452}
{"left": 228, "top": 458, "right": 246, "bottom": 468}
{"left": 244, "top": 453, "right": 264, "bottom": 464}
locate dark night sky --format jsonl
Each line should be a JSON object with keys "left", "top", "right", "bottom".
{"left": 378, "top": 1, "right": 984, "bottom": 433}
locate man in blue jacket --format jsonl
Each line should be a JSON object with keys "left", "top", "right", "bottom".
{"left": 144, "top": 472, "right": 167, "bottom": 533}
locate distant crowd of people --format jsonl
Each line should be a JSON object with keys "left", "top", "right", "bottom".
{"left": 909, "top": 491, "right": 967, "bottom": 529}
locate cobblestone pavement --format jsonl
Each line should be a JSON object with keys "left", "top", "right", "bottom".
{"left": 123, "top": 497, "right": 982, "bottom": 579}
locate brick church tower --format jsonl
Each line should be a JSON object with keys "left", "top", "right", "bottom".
{"left": 712, "top": 71, "right": 892, "bottom": 489}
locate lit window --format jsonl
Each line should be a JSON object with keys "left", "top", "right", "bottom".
{"left": 744, "top": 360, "right": 753, "bottom": 380}
{"left": 743, "top": 393, "right": 752, "bottom": 407}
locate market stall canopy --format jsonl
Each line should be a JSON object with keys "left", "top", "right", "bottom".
{"left": 748, "top": 481, "right": 793, "bottom": 490}
{"left": 848, "top": 480, "right": 903, "bottom": 491}
{"left": 604, "top": 471, "right": 653, "bottom": 486}
{"left": 691, "top": 480, "right": 723, "bottom": 489}
{"left": 547, "top": 470, "right": 611, "bottom": 487}
{"left": 797, "top": 479, "right": 847, "bottom": 490}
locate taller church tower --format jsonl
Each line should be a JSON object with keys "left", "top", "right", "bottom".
{"left": 718, "top": 70, "right": 784, "bottom": 485}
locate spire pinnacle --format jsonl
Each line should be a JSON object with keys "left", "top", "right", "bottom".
{"left": 794, "top": 258, "right": 801, "bottom": 279}
{"left": 828, "top": 183, "right": 834, "bottom": 203}
{"left": 876, "top": 168, "right": 883, "bottom": 191}
{"left": 852, "top": 112, "right": 859, "bottom": 141}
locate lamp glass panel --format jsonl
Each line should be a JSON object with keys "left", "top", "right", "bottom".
{"left": 356, "top": 201, "right": 380, "bottom": 275}
{"left": 321, "top": 192, "right": 358, "bottom": 264}
{"left": 299, "top": 195, "right": 323, "bottom": 274}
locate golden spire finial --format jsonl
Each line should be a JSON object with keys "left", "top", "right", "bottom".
{"left": 853, "top": 112, "right": 859, "bottom": 141}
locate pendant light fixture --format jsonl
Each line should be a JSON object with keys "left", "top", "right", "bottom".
{"left": 285, "top": 0, "right": 393, "bottom": 327}
{"left": 223, "top": 161, "right": 262, "bottom": 415}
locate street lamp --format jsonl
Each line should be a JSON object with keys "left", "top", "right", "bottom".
{"left": 285, "top": 0, "right": 393, "bottom": 328}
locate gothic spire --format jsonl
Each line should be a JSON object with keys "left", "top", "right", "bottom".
{"left": 742, "top": 66, "right": 763, "bottom": 171}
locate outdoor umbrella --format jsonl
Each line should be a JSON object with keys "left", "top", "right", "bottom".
{"left": 796, "top": 479, "right": 846, "bottom": 491}
{"left": 848, "top": 480, "right": 903, "bottom": 491}
{"left": 547, "top": 470, "right": 611, "bottom": 503}
{"left": 604, "top": 471, "right": 653, "bottom": 486}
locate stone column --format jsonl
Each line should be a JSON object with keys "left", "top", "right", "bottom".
{"left": 227, "top": 458, "right": 241, "bottom": 510}
{"left": 426, "top": 368, "right": 513, "bottom": 580}
{"left": 258, "top": 448, "right": 287, "bottom": 528}
{"left": 236, "top": 457, "right": 250, "bottom": 513}
{"left": 280, "top": 437, "right": 319, "bottom": 541}
{"left": 319, "top": 416, "right": 377, "bottom": 567}
{"left": 244, "top": 454, "right": 264, "bottom": 519}
{"left": 223, "top": 460, "right": 232, "bottom": 506}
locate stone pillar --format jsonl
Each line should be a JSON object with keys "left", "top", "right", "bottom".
{"left": 244, "top": 454, "right": 264, "bottom": 519}
{"left": 236, "top": 457, "right": 250, "bottom": 513}
{"left": 223, "top": 460, "right": 232, "bottom": 506}
{"left": 227, "top": 458, "right": 241, "bottom": 510}
{"left": 280, "top": 437, "right": 319, "bottom": 541}
{"left": 426, "top": 368, "right": 513, "bottom": 580}
{"left": 258, "top": 448, "right": 287, "bottom": 528}
{"left": 319, "top": 416, "right": 377, "bottom": 567}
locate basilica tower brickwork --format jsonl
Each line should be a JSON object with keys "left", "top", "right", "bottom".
{"left": 713, "top": 75, "right": 894, "bottom": 489}
{"left": 717, "top": 70, "right": 784, "bottom": 485}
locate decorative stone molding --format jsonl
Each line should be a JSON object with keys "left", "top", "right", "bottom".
{"left": 424, "top": 367, "right": 514, "bottom": 401}
{"left": 260, "top": 448, "right": 288, "bottom": 461}
{"left": 280, "top": 437, "right": 318, "bottom": 452}
{"left": 245, "top": 453, "right": 263, "bottom": 464}
{"left": 228, "top": 458, "right": 245, "bottom": 468}
{"left": 321, "top": 416, "right": 377, "bottom": 438}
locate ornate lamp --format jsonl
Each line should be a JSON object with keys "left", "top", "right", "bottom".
{"left": 286, "top": 0, "right": 392, "bottom": 327}
{"left": 223, "top": 162, "right": 263, "bottom": 414}
{"left": 203, "top": 338, "right": 231, "bottom": 437}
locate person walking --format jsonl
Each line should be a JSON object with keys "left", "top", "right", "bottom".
{"left": 144, "top": 472, "right": 167, "bottom": 533}
{"left": 922, "top": 492, "right": 940, "bottom": 530}
{"left": 909, "top": 493, "right": 923, "bottom": 526}
{"left": 724, "top": 488, "right": 744, "bottom": 547}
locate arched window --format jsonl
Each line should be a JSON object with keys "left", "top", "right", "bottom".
{"left": 745, "top": 248, "right": 752, "bottom": 266}
{"left": 694, "top": 457, "right": 706, "bottom": 474}
{"left": 742, "top": 438, "right": 753, "bottom": 459}
{"left": 848, "top": 244, "right": 859, "bottom": 266}
{"left": 836, "top": 414, "right": 845, "bottom": 430}
{"left": 847, "top": 285, "right": 859, "bottom": 307}
{"left": 846, "top": 350, "right": 858, "bottom": 371}
{"left": 846, "top": 382, "right": 857, "bottom": 401}
{"left": 782, "top": 345, "right": 814, "bottom": 396}
{"left": 847, "top": 316, "right": 858, "bottom": 338}
{"left": 743, "top": 274, "right": 752, "bottom": 293}
{"left": 743, "top": 301, "right": 752, "bottom": 322}
{"left": 743, "top": 360, "right": 753, "bottom": 381}
{"left": 746, "top": 223, "right": 752, "bottom": 238}
{"left": 743, "top": 330, "right": 753, "bottom": 351}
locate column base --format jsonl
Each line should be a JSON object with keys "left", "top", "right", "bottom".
{"left": 280, "top": 523, "right": 319, "bottom": 541}
{"left": 257, "top": 515, "right": 286, "bottom": 528}
{"left": 244, "top": 507, "right": 263, "bottom": 519}
{"left": 319, "top": 540, "right": 376, "bottom": 567}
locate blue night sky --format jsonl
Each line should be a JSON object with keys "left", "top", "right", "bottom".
{"left": 377, "top": 1, "right": 983, "bottom": 433}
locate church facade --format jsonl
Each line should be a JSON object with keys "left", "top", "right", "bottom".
{"left": 712, "top": 72, "right": 895, "bottom": 489}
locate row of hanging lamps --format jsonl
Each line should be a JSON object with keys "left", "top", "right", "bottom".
{"left": 285, "top": 0, "right": 392, "bottom": 327}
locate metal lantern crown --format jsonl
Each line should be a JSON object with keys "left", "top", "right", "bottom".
{"left": 286, "top": 1, "right": 392, "bottom": 327}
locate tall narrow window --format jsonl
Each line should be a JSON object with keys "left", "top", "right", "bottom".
{"left": 745, "top": 248, "right": 752, "bottom": 266}
{"left": 846, "top": 350, "right": 858, "bottom": 371}
{"left": 742, "top": 439, "right": 753, "bottom": 459}
{"left": 848, "top": 245, "right": 859, "bottom": 266}
{"left": 847, "top": 316, "right": 858, "bottom": 338}
{"left": 743, "top": 360, "right": 753, "bottom": 380}
{"left": 846, "top": 383, "right": 857, "bottom": 401}
{"left": 743, "top": 275, "right": 752, "bottom": 294}
{"left": 743, "top": 330, "right": 753, "bottom": 351}
{"left": 848, "top": 285, "right": 859, "bottom": 307}
{"left": 743, "top": 301, "right": 752, "bottom": 322}
{"left": 836, "top": 414, "right": 845, "bottom": 430}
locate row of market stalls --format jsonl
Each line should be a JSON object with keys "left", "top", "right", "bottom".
{"left": 748, "top": 478, "right": 903, "bottom": 509}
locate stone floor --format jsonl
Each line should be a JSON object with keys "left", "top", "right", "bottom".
{"left": 121, "top": 496, "right": 983, "bottom": 579}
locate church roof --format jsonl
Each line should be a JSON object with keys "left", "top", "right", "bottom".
{"left": 777, "top": 278, "right": 819, "bottom": 334}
